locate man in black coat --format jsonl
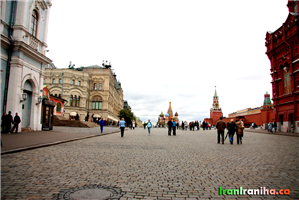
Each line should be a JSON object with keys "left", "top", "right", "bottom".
{"left": 11, "top": 112, "right": 21, "bottom": 134}
{"left": 202, "top": 121, "right": 206, "bottom": 130}
{"left": 227, "top": 119, "right": 237, "bottom": 144}
{"left": 6, "top": 111, "right": 13, "bottom": 133}
{"left": 167, "top": 119, "right": 173, "bottom": 136}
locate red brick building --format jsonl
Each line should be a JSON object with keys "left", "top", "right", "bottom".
{"left": 265, "top": 1, "right": 299, "bottom": 133}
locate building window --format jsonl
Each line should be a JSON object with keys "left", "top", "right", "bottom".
{"left": 284, "top": 70, "right": 291, "bottom": 94}
{"left": 99, "top": 83, "right": 102, "bottom": 90}
{"left": 72, "top": 80, "right": 74, "bottom": 85}
{"left": 70, "top": 95, "right": 73, "bottom": 106}
{"left": 59, "top": 79, "right": 62, "bottom": 83}
{"left": 74, "top": 95, "right": 77, "bottom": 106}
{"left": 94, "top": 83, "right": 97, "bottom": 90}
{"left": 43, "top": 79, "right": 45, "bottom": 84}
{"left": 77, "top": 96, "right": 80, "bottom": 107}
{"left": 59, "top": 94, "right": 61, "bottom": 98}
{"left": 78, "top": 81, "right": 81, "bottom": 86}
{"left": 52, "top": 79, "right": 55, "bottom": 83}
{"left": 56, "top": 103, "right": 61, "bottom": 113}
{"left": 92, "top": 98, "right": 102, "bottom": 110}
{"left": 30, "top": 10, "right": 38, "bottom": 37}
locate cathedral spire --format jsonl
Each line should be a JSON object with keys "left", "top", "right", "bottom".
{"left": 214, "top": 86, "right": 218, "bottom": 97}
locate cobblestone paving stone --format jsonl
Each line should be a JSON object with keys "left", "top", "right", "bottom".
{"left": 1, "top": 128, "right": 299, "bottom": 200}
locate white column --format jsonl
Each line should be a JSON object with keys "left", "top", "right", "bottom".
{"left": 13, "top": 1, "right": 28, "bottom": 41}
{"left": 6, "top": 58, "right": 23, "bottom": 120}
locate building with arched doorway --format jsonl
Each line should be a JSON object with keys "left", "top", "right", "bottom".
{"left": 265, "top": 1, "right": 299, "bottom": 133}
{"left": 1, "top": 1, "right": 53, "bottom": 131}
{"left": 44, "top": 63, "right": 124, "bottom": 124}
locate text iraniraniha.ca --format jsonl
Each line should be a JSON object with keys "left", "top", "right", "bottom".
{"left": 219, "top": 187, "right": 290, "bottom": 195}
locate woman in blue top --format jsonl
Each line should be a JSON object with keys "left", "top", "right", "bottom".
{"left": 119, "top": 118, "right": 126, "bottom": 137}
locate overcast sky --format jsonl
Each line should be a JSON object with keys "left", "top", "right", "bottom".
{"left": 47, "top": 0, "right": 289, "bottom": 124}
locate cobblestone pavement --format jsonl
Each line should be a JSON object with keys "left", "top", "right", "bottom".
{"left": 1, "top": 128, "right": 299, "bottom": 200}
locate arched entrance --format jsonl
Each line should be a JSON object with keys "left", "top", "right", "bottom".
{"left": 22, "top": 80, "right": 32, "bottom": 128}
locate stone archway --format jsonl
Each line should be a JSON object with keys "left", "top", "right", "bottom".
{"left": 22, "top": 80, "right": 33, "bottom": 128}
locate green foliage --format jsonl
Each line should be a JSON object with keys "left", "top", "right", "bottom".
{"left": 118, "top": 108, "right": 135, "bottom": 126}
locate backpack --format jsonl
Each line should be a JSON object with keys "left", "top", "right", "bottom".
{"left": 147, "top": 122, "right": 152, "bottom": 128}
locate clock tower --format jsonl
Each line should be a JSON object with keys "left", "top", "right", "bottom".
{"left": 210, "top": 86, "right": 223, "bottom": 124}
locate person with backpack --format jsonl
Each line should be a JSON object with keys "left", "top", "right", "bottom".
{"left": 147, "top": 119, "right": 152, "bottom": 135}
{"left": 172, "top": 119, "right": 177, "bottom": 136}
{"left": 235, "top": 119, "right": 244, "bottom": 144}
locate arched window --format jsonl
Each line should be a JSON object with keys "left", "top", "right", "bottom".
{"left": 99, "top": 83, "right": 102, "bottom": 90}
{"left": 70, "top": 95, "right": 73, "bottom": 106}
{"left": 92, "top": 97, "right": 102, "bottom": 110}
{"left": 56, "top": 103, "right": 61, "bottom": 113}
{"left": 30, "top": 10, "right": 38, "bottom": 37}
{"left": 74, "top": 95, "right": 77, "bottom": 106}
{"left": 77, "top": 96, "right": 80, "bottom": 107}
{"left": 283, "top": 69, "right": 291, "bottom": 94}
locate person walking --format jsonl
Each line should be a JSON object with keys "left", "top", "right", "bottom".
{"left": 172, "top": 120, "right": 177, "bottom": 136}
{"left": 99, "top": 118, "right": 105, "bottom": 133}
{"left": 6, "top": 111, "right": 13, "bottom": 134}
{"left": 119, "top": 118, "right": 126, "bottom": 137}
{"left": 202, "top": 121, "right": 206, "bottom": 131}
{"left": 227, "top": 119, "right": 237, "bottom": 144}
{"left": 75, "top": 112, "right": 79, "bottom": 120}
{"left": 181, "top": 121, "right": 184, "bottom": 131}
{"left": 235, "top": 120, "right": 244, "bottom": 144}
{"left": 143, "top": 122, "right": 147, "bottom": 129}
{"left": 11, "top": 112, "right": 21, "bottom": 134}
{"left": 167, "top": 119, "right": 173, "bottom": 136}
{"left": 216, "top": 117, "right": 226, "bottom": 144}
{"left": 85, "top": 112, "right": 89, "bottom": 122}
{"left": 132, "top": 120, "right": 135, "bottom": 130}
{"left": 273, "top": 121, "right": 277, "bottom": 132}
{"left": 147, "top": 119, "right": 152, "bottom": 135}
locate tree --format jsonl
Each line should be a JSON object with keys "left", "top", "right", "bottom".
{"left": 118, "top": 108, "right": 135, "bottom": 127}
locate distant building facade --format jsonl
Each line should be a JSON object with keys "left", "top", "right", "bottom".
{"left": 1, "top": 0, "right": 52, "bottom": 131}
{"left": 44, "top": 64, "right": 123, "bottom": 123}
{"left": 265, "top": 1, "right": 299, "bottom": 132}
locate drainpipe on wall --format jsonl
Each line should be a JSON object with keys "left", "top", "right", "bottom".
{"left": 3, "top": 0, "right": 17, "bottom": 113}
{"left": 88, "top": 80, "right": 90, "bottom": 113}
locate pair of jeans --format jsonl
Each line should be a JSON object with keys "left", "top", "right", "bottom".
{"left": 173, "top": 126, "right": 176, "bottom": 135}
{"left": 168, "top": 127, "right": 172, "bottom": 135}
{"left": 229, "top": 135, "right": 234, "bottom": 143}
{"left": 11, "top": 123, "right": 19, "bottom": 133}
{"left": 237, "top": 134, "right": 242, "bottom": 144}
{"left": 120, "top": 127, "right": 125, "bottom": 137}
{"left": 217, "top": 131, "right": 224, "bottom": 143}
{"left": 148, "top": 127, "right": 151, "bottom": 134}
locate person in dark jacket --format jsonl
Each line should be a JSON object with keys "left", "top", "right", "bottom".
{"left": 99, "top": 118, "right": 105, "bottom": 133}
{"left": 167, "top": 119, "right": 173, "bottom": 136}
{"left": 75, "top": 112, "right": 79, "bottom": 120}
{"left": 6, "top": 111, "right": 13, "bottom": 133}
{"left": 216, "top": 117, "right": 226, "bottom": 144}
{"left": 202, "top": 121, "right": 206, "bottom": 130}
{"left": 181, "top": 121, "right": 184, "bottom": 131}
{"left": 227, "top": 119, "right": 237, "bottom": 144}
{"left": 11, "top": 112, "right": 21, "bottom": 134}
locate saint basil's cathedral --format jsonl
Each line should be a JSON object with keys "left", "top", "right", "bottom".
{"left": 158, "top": 102, "right": 179, "bottom": 126}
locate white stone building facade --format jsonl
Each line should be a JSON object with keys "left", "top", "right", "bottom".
{"left": 1, "top": 0, "right": 52, "bottom": 131}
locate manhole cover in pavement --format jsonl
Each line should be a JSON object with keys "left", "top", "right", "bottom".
{"left": 52, "top": 185, "right": 125, "bottom": 200}
{"left": 70, "top": 189, "right": 113, "bottom": 200}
